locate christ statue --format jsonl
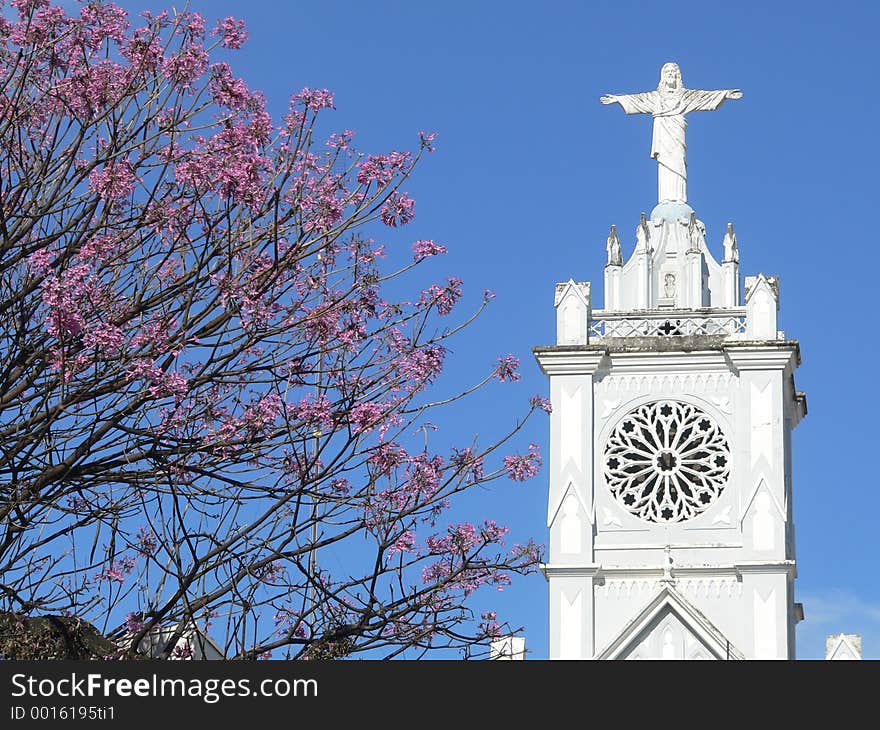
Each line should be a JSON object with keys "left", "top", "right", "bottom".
{"left": 600, "top": 63, "right": 742, "bottom": 204}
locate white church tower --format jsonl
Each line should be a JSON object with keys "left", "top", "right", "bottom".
{"left": 534, "top": 63, "right": 807, "bottom": 660}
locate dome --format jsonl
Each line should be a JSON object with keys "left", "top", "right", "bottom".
{"left": 650, "top": 200, "right": 694, "bottom": 223}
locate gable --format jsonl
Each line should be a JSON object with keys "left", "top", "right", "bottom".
{"left": 622, "top": 611, "right": 718, "bottom": 660}
{"left": 596, "top": 585, "right": 744, "bottom": 660}
{"left": 826, "top": 635, "right": 861, "bottom": 660}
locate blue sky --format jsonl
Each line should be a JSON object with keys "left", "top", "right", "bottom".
{"left": 117, "top": 0, "right": 880, "bottom": 659}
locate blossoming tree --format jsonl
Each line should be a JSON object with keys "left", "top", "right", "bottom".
{"left": 0, "top": 0, "right": 546, "bottom": 659}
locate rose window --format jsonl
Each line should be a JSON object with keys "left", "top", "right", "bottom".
{"left": 603, "top": 400, "right": 730, "bottom": 523}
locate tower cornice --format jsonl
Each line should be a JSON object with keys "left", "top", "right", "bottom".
{"left": 532, "top": 347, "right": 608, "bottom": 376}
{"left": 723, "top": 342, "right": 801, "bottom": 370}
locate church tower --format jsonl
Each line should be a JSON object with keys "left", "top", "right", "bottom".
{"left": 534, "top": 63, "right": 807, "bottom": 660}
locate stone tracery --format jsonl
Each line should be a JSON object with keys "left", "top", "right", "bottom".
{"left": 603, "top": 400, "right": 730, "bottom": 522}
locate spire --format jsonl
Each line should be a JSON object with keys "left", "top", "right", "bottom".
{"left": 606, "top": 224, "right": 622, "bottom": 266}
{"left": 687, "top": 212, "right": 703, "bottom": 253}
{"left": 722, "top": 222, "right": 739, "bottom": 263}
{"left": 635, "top": 212, "right": 650, "bottom": 253}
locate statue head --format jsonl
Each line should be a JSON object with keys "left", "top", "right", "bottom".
{"left": 659, "top": 62, "right": 682, "bottom": 92}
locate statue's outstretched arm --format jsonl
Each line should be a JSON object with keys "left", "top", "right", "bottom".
{"left": 686, "top": 88, "right": 744, "bottom": 113}
{"left": 600, "top": 92, "right": 655, "bottom": 115}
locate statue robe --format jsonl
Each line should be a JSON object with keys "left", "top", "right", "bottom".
{"left": 614, "top": 89, "right": 731, "bottom": 203}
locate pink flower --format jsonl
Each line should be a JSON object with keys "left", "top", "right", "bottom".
{"left": 327, "top": 130, "right": 355, "bottom": 150}
{"left": 479, "top": 611, "right": 501, "bottom": 639}
{"left": 419, "top": 131, "right": 438, "bottom": 152}
{"left": 260, "top": 561, "right": 285, "bottom": 584}
{"left": 79, "top": 1, "right": 129, "bottom": 48}
{"left": 89, "top": 161, "right": 136, "bottom": 201}
{"left": 82, "top": 322, "right": 123, "bottom": 351}
{"left": 368, "top": 442, "right": 407, "bottom": 475}
{"left": 387, "top": 530, "right": 416, "bottom": 557}
{"left": 494, "top": 355, "right": 521, "bottom": 383}
{"left": 420, "top": 278, "right": 462, "bottom": 316}
{"left": 124, "top": 612, "right": 146, "bottom": 633}
{"left": 208, "top": 62, "right": 253, "bottom": 110}
{"left": 412, "top": 239, "right": 446, "bottom": 261}
{"left": 292, "top": 87, "right": 334, "bottom": 112}
{"left": 11, "top": 0, "right": 50, "bottom": 19}
{"left": 27, "top": 247, "right": 53, "bottom": 274}
{"left": 504, "top": 443, "right": 542, "bottom": 482}
{"left": 163, "top": 44, "right": 209, "bottom": 89}
{"left": 213, "top": 16, "right": 248, "bottom": 49}
{"left": 480, "top": 520, "right": 509, "bottom": 542}
{"left": 242, "top": 393, "right": 283, "bottom": 432}
{"left": 357, "top": 152, "right": 411, "bottom": 187}
{"left": 295, "top": 393, "right": 333, "bottom": 431}
{"left": 380, "top": 192, "right": 415, "bottom": 227}
{"left": 395, "top": 343, "right": 446, "bottom": 388}
{"left": 148, "top": 370, "right": 188, "bottom": 403}
{"left": 529, "top": 395, "right": 552, "bottom": 413}
{"left": 349, "top": 401, "right": 384, "bottom": 434}
{"left": 96, "top": 556, "right": 136, "bottom": 583}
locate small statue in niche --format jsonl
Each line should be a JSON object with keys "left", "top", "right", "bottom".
{"left": 664, "top": 272, "right": 676, "bottom": 299}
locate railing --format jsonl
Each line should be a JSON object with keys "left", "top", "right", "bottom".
{"left": 589, "top": 308, "right": 747, "bottom": 339}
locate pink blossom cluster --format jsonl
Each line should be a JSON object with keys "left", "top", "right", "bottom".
{"left": 79, "top": 1, "right": 130, "bottom": 49}
{"left": 175, "top": 117, "right": 271, "bottom": 207}
{"left": 125, "top": 361, "right": 188, "bottom": 404}
{"left": 349, "top": 401, "right": 385, "bottom": 434}
{"left": 291, "top": 87, "right": 335, "bottom": 112}
{"left": 368, "top": 442, "right": 407, "bottom": 476}
{"left": 27, "top": 247, "right": 53, "bottom": 274}
{"left": 401, "top": 452, "right": 445, "bottom": 505}
{"left": 380, "top": 192, "right": 415, "bottom": 227}
{"left": 326, "top": 130, "right": 355, "bottom": 150}
{"left": 89, "top": 161, "right": 136, "bottom": 201}
{"left": 212, "top": 16, "right": 248, "bottom": 49}
{"left": 299, "top": 175, "right": 346, "bottom": 232}
{"left": 273, "top": 608, "right": 308, "bottom": 639}
{"left": 411, "top": 239, "right": 447, "bottom": 261}
{"left": 163, "top": 44, "right": 209, "bottom": 90}
{"left": 357, "top": 151, "right": 413, "bottom": 187}
{"left": 418, "top": 131, "right": 438, "bottom": 152}
{"left": 420, "top": 525, "right": 513, "bottom": 596}
{"left": 148, "top": 370, "right": 188, "bottom": 403}
{"left": 419, "top": 278, "right": 462, "bottom": 316}
{"left": 260, "top": 561, "right": 285, "bottom": 584}
{"left": 478, "top": 611, "right": 501, "bottom": 639}
{"left": 387, "top": 530, "right": 416, "bottom": 557}
{"left": 59, "top": 60, "right": 130, "bottom": 120}
{"left": 494, "top": 355, "right": 521, "bottom": 383}
{"left": 129, "top": 315, "right": 178, "bottom": 351}
{"left": 124, "top": 612, "right": 146, "bottom": 633}
{"left": 294, "top": 393, "right": 334, "bottom": 431}
{"left": 96, "top": 555, "right": 136, "bottom": 584}
{"left": 208, "top": 62, "right": 254, "bottom": 110}
{"left": 82, "top": 322, "right": 124, "bottom": 351}
{"left": 529, "top": 395, "right": 552, "bottom": 413}
{"left": 503, "top": 443, "right": 542, "bottom": 482}
{"left": 241, "top": 393, "right": 283, "bottom": 434}
{"left": 41, "top": 264, "right": 92, "bottom": 337}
